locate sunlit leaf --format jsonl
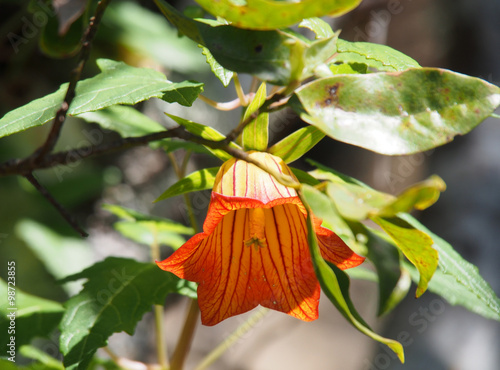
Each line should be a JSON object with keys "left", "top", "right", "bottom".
{"left": 242, "top": 82, "right": 268, "bottom": 151}
{"left": 0, "top": 280, "right": 64, "bottom": 348}
{"left": 201, "top": 47, "right": 234, "bottom": 86}
{"left": 19, "top": 345, "right": 64, "bottom": 370}
{"left": 301, "top": 196, "right": 404, "bottom": 362}
{"left": 299, "top": 18, "right": 335, "bottom": 39}
{"left": 268, "top": 126, "right": 325, "bottom": 163}
{"left": 372, "top": 217, "right": 437, "bottom": 298}
{"left": 400, "top": 213, "right": 500, "bottom": 321}
{"left": 0, "top": 59, "right": 203, "bottom": 138}
{"left": 292, "top": 69, "right": 500, "bottom": 154}
{"left": 194, "top": 0, "right": 362, "bottom": 30}
{"left": 334, "top": 39, "right": 420, "bottom": 72}
{"left": 155, "top": 167, "right": 218, "bottom": 202}
{"left": 165, "top": 112, "right": 241, "bottom": 161}
{"left": 59, "top": 257, "right": 197, "bottom": 370}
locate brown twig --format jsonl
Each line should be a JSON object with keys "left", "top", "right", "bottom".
{"left": 25, "top": 173, "right": 88, "bottom": 237}
{"left": 32, "top": 0, "right": 112, "bottom": 163}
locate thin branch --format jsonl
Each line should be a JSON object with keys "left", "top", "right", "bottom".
{"left": 198, "top": 94, "right": 254, "bottom": 111}
{"left": 32, "top": 0, "right": 112, "bottom": 163}
{"left": 24, "top": 173, "right": 88, "bottom": 237}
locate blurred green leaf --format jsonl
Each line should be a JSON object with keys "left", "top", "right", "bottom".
{"left": 329, "top": 62, "right": 368, "bottom": 75}
{"left": 103, "top": 204, "right": 193, "bottom": 249}
{"left": 166, "top": 112, "right": 241, "bottom": 161}
{"left": 39, "top": 8, "right": 83, "bottom": 58}
{"left": 0, "top": 59, "right": 203, "bottom": 139}
{"left": 155, "top": 167, "right": 219, "bottom": 202}
{"left": 292, "top": 69, "right": 500, "bottom": 154}
{"left": 0, "top": 280, "right": 64, "bottom": 349}
{"left": 372, "top": 217, "right": 437, "bottom": 298}
{"left": 302, "top": 204, "right": 404, "bottom": 363}
{"left": 101, "top": 1, "right": 207, "bottom": 73}
{"left": 334, "top": 39, "right": 420, "bottom": 72}
{"left": 201, "top": 47, "right": 234, "bottom": 86}
{"left": 19, "top": 345, "right": 64, "bottom": 370}
{"left": 269, "top": 126, "right": 325, "bottom": 164}
{"left": 15, "top": 219, "right": 94, "bottom": 295}
{"left": 290, "top": 167, "right": 320, "bottom": 186}
{"left": 59, "top": 257, "right": 197, "bottom": 370}
{"left": 242, "top": 82, "right": 268, "bottom": 151}
{"left": 194, "top": 0, "right": 361, "bottom": 30}
{"left": 400, "top": 213, "right": 500, "bottom": 321}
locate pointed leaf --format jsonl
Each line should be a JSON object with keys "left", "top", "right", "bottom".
{"left": 19, "top": 345, "right": 64, "bottom": 370}
{"left": 155, "top": 167, "right": 219, "bottom": 202}
{"left": 372, "top": 217, "right": 437, "bottom": 298}
{"left": 194, "top": 0, "right": 362, "bottom": 30}
{"left": 201, "top": 46, "right": 234, "bottom": 87}
{"left": 242, "top": 82, "right": 268, "bottom": 151}
{"left": 292, "top": 69, "right": 500, "bottom": 154}
{"left": 335, "top": 39, "right": 420, "bottom": 72}
{"left": 0, "top": 279, "right": 64, "bottom": 348}
{"left": 166, "top": 113, "right": 241, "bottom": 161}
{"left": 59, "top": 257, "right": 197, "bottom": 370}
{"left": 269, "top": 126, "right": 325, "bottom": 163}
{"left": 400, "top": 213, "right": 500, "bottom": 321}
{"left": 300, "top": 192, "right": 404, "bottom": 362}
{"left": 0, "top": 59, "right": 203, "bottom": 138}
{"left": 290, "top": 167, "right": 320, "bottom": 186}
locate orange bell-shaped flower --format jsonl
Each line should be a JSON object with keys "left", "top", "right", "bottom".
{"left": 157, "top": 151, "right": 364, "bottom": 326}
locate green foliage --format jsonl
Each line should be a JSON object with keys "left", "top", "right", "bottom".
{"left": 59, "top": 257, "right": 197, "bottom": 370}
{"left": 292, "top": 69, "right": 500, "bottom": 154}
{"left": 268, "top": 126, "right": 325, "bottom": 164}
{"left": 103, "top": 204, "right": 193, "bottom": 249}
{"left": 194, "top": 0, "right": 362, "bottom": 30}
{"left": 0, "top": 279, "right": 64, "bottom": 348}
{"left": 201, "top": 47, "right": 234, "bottom": 86}
{"left": 155, "top": 167, "right": 219, "bottom": 202}
{"left": 0, "top": 59, "right": 203, "bottom": 139}
{"left": 242, "top": 83, "right": 268, "bottom": 151}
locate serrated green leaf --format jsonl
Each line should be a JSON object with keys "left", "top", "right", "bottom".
{"left": 292, "top": 69, "right": 500, "bottom": 154}
{"left": 59, "top": 257, "right": 197, "bottom": 370}
{"left": 165, "top": 113, "right": 241, "bottom": 161}
{"left": 299, "top": 18, "right": 335, "bottom": 39}
{"left": 155, "top": 167, "right": 219, "bottom": 202}
{"left": 269, "top": 126, "right": 325, "bottom": 164}
{"left": 0, "top": 59, "right": 203, "bottom": 138}
{"left": 201, "top": 46, "right": 234, "bottom": 87}
{"left": 242, "top": 82, "right": 268, "bottom": 151}
{"left": 300, "top": 197, "right": 404, "bottom": 362}
{"left": 194, "top": 0, "right": 362, "bottom": 30}
{"left": 0, "top": 279, "right": 64, "bottom": 349}
{"left": 400, "top": 213, "right": 500, "bottom": 321}
{"left": 372, "top": 217, "right": 437, "bottom": 298}
{"left": 335, "top": 39, "right": 420, "bottom": 72}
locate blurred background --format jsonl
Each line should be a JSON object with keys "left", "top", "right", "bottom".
{"left": 1, "top": 0, "right": 499, "bottom": 369}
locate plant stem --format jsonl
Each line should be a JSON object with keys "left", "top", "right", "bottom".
{"left": 151, "top": 229, "right": 169, "bottom": 369}
{"left": 170, "top": 298, "right": 200, "bottom": 370}
{"left": 233, "top": 74, "right": 248, "bottom": 106}
{"left": 194, "top": 307, "right": 270, "bottom": 370}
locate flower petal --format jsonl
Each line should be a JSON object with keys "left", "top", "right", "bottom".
{"left": 157, "top": 204, "right": 320, "bottom": 325}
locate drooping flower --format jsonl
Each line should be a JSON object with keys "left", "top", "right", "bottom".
{"left": 157, "top": 151, "right": 364, "bottom": 326}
